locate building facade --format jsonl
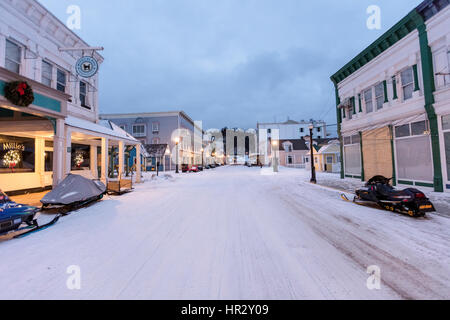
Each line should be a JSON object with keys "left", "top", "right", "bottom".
{"left": 278, "top": 139, "right": 309, "bottom": 168}
{"left": 257, "top": 119, "right": 328, "bottom": 140}
{"left": 100, "top": 112, "right": 202, "bottom": 170}
{"left": 331, "top": 0, "right": 450, "bottom": 192}
{"left": 0, "top": 0, "right": 141, "bottom": 193}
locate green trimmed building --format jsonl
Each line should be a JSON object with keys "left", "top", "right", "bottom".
{"left": 331, "top": 0, "right": 450, "bottom": 192}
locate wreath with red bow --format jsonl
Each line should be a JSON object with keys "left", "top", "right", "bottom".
{"left": 3, "top": 81, "right": 34, "bottom": 107}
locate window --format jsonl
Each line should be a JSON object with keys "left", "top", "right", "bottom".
{"left": 45, "top": 151, "right": 53, "bottom": 172}
{"left": 284, "top": 143, "right": 292, "bottom": 152}
{"left": 152, "top": 122, "right": 160, "bottom": 133}
{"left": 375, "top": 83, "right": 384, "bottom": 110}
{"left": 396, "top": 135, "right": 433, "bottom": 182}
{"left": 300, "top": 128, "right": 304, "bottom": 133}
{"left": 287, "top": 156, "right": 293, "bottom": 165}
{"left": 119, "top": 125, "right": 126, "bottom": 131}
{"left": 268, "top": 129, "right": 272, "bottom": 134}
{"left": 79, "top": 81, "right": 89, "bottom": 108}
{"left": 317, "top": 127, "right": 321, "bottom": 132}
{"left": 401, "top": 67, "right": 414, "bottom": 100}
{"left": 343, "top": 135, "right": 361, "bottom": 175}
{"left": 41, "top": 61, "right": 53, "bottom": 86}
{"left": 364, "top": 88, "right": 373, "bottom": 113}
{"left": 71, "top": 144, "right": 90, "bottom": 171}
{"left": 326, "top": 156, "right": 333, "bottom": 164}
{"left": 132, "top": 124, "right": 146, "bottom": 137}
{"left": 442, "top": 114, "right": 450, "bottom": 131}
{"left": 152, "top": 137, "right": 160, "bottom": 144}
{"left": 57, "top": 68, "right": 66, "bottom": 92}
{"left": 395, "top": 121, "right": 429, "bottom": 138}
{"left": 0, "top": 135, "right": 35, "bottom": 174}
{"left": 5, "top": 40, "right": 21, "bottom": 73}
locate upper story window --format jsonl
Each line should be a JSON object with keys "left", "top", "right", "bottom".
{"left": 375, "top": 82, "right": 384, "bottom": 110}
{"left": 152, "top": 137, "right": 160, "bottom": 144}
{"left": 41, "top": 61, "right": 53, "bottom": 87}
{"left": 300, "top": 128, "right": 304, "bottom": 133}
{"left": 132, "top": 124, "right": 146, "bottom": 137}
{"left": 79, "top": 81, "right": 89, "bottom": 109}
{"left": 344, "top": 134, "right": 360, "bottom": 145}
{"left": 57, "top": 68, "right": 67, "bottom": 93}
{"left": 395, "top": 120, "right": 429, "bottom": 138}
{"left": 119, "top": 125, "right": 126, "bottom": 131}
{"left": 152, "top": 122, "right": 160, "bottom": 133}
{"left": 401, "top": 67, "right": 414, "bottom": 101}
{"left": 317, "top": 127, "right": 321, "bottom": 132}
{"left": 364, "top": 88, "right": 373, "bottom": 113}
{"left": 5, "top": 39, "right": 21, "bottom": 74}
{"left": 283, "top": 143, "right": 293, "bottom": 152}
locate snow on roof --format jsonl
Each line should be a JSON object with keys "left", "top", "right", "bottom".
{"left": 65, "top": 116, "right": 138, "bottom": 143}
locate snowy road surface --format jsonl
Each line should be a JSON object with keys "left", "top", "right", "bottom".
{"left": 1, "top": 166, "right": 449, "bottom": 300}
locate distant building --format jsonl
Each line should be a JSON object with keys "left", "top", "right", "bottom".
{"left": 257, "top": 119, "right": 328, "bottom": 140}
{"left": 278, "top": 139, "right": 309, "bottom": 168}
{"left": 305, "top": 140, "right": 341, "bottom": 173}
{"left": 100, "top": 111, "right": 202, "bottom": 170}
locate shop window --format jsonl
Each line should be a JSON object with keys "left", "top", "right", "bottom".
{"left": 375, "top": 83, "right": 384, "bottom": 110}
{"left": 0, "top": 135, "right": 35, "bottom": 174}
{"left": 57, "top": 68, "right": 67, "bottom": 92}
{"left": 344, "top": 144, "right": 361, "bottom": 175}
{"left": 401, "top": 67, "right": 414, "bottom": 101}
{"left": 5, "top": 39, "right": 21, "bottom": 74}
{"left": 364, "top": 88, "right": 373, "bottom": 113}
{"left": 411, "top": 121, "right": 428, "bottom": 136}
{"left": 71, "top": 144, "right": 91, "bottom": 171}
{"left": 42, "top": 61, "right": 53, "bottom": 87}
{"left": 396, "top": 135, "right": 433, "bottom": 182}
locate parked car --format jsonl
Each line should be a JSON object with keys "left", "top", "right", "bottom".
{"left": 205, "top": 165, "right": 211, "bottom": 169}
{"left": 181, "top": 164, "right": 189, "bottom": 173}
{"left": 189, "top": 165, "right": 199, "bottom": 173}
{"left": 210, "top": 164, "right": 216, "bottom": 169}
{"left": 197, "top": 165, "right": 204, "bottom": 171}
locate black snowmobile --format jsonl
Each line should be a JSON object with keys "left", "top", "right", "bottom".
{"left": 342, "top": 176, "right": 436, "bottom": 217}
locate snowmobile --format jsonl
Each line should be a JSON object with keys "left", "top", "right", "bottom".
{"left": 0, "top": 190, "right": 60, "bottom": 238}
{"left": 41, "top": 174, "right": 107, "bottom": 215}
{"left": 341, "top": 176, "right": 436, "bottom": 217}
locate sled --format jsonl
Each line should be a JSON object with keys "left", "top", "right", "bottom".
{"left": 107, "top": 175, "right": 133, "bottom": 195}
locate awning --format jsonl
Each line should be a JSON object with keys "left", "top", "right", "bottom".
{"left": 65, "top": 116, "right": 138, "bottom": 144}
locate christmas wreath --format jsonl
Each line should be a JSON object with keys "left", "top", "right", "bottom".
{"left": 3, "top": 150, "right": 21, "bottom": 173}
{"left": 3, "top": 81, "right": 34, "bottom": 107}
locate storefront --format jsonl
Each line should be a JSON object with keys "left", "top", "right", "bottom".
{"left": 343, "top": 134, "right": 362, "bottom": 179}
{"left": 394, "top": 119, "right": 434, "bottom": 188}
{"left": 362, "top": 126, "right": 393, "bottom": 181}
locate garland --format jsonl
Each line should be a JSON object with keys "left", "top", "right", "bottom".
{"left": 3, "top": 81, "right": 34, "bottom": 107}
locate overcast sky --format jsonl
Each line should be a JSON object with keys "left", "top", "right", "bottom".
{"left": 40, "top": 0, "right": 422, "bottom": 130}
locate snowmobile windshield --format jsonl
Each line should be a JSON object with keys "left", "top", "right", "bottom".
{"left": 0, "top": 191, "right": 10, "bottom": 203}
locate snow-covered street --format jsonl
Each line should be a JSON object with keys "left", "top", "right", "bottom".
{"left": 1, "top": 166, "right": 449, "bottom": 300}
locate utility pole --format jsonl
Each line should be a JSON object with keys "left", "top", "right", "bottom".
{"left": 309, "top": 123, "right": 317, "bottom": 184}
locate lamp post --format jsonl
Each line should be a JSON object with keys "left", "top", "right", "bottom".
{"left": 174, "top": 137, "right": 180, "bottom": 174}
{"left": 271, "top": 140, "right": 279, "bottom": 173}
{"left": 309, "top": 123, "right": 317, "bottom": 184}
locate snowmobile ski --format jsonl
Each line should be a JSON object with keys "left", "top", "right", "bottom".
{"left": 13, "top": 214, "right": 62, "bottom": 239}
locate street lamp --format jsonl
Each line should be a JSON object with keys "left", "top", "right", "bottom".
{"left": 309, "top": 123, "right": 317, "bottom": 184}
{"left": 174, "top": 137, "right": 180, "bottom": 174}
{"left": 271, "top": 140, "right": 279, "bottom": 173}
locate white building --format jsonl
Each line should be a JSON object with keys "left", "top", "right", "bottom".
{"left": 0, "top": 0, "right": 141, "bottom": 193}
{"left": 331, "top": 0, "right": 450, "bottom": 192}
{"left": 257, "top": 119, "right": 328, "bottom": 140}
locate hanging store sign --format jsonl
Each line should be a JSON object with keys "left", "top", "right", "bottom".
{"left": 75, "top": 56, "right": 99, "bottom": 78}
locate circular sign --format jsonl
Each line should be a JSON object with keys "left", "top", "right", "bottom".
{"left": 75, "top": 56, "right": 99, "bottom": 78}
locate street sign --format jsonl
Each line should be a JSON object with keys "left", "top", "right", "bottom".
{"left": 75, "top": 56, "right": 99, "bottom": 78}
